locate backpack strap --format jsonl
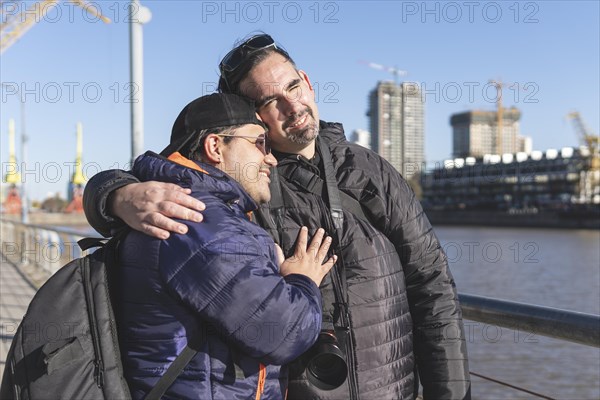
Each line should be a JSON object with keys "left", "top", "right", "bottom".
{"left": 77, "top": 233, "right": 199, "bottom": 399}
{"left": 77, "top": 237, "right": 108, "bottom": 251}
{"left": 144, "top": 345, "right": 199, "bottom": 400}
{"left": 109, "top": 229, "right": 200, "bottom": 400}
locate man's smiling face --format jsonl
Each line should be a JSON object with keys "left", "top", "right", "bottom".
{"left": 239, "top": 52, "right": 320, "bottom": 156}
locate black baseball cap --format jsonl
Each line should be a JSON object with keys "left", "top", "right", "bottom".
{"left": 160, "top": 93, "right": 266, "bottom": 157}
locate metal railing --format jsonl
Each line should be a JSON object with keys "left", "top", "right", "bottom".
{"left": 459, "top": 293, "right": 600, "bottom": 348}
{"left": 0, "top": 218, "right": 100, "bottom": 281}
{"left": 459, "top": 293, "right": 600, "bottom": 399}
{"left": 2, "top": 219, "right": 599, "bottom": 347}
{"left": 1, "top": 218, "right": 599, "bottom": 398}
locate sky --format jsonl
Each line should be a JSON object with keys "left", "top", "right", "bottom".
{"left": 1, "top": 0, "right": 599, "bottom": 201}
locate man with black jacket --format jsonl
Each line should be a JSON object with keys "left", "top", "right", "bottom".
{"left": 83, "top": 34, "right": 471, "bottom": 399}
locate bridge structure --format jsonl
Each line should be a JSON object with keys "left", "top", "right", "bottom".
{"left": 0, "top": 218, "right": 599, "bottom": 397}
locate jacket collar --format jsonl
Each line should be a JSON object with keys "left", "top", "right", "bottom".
{"left": 318, "top": 120, "right": 346, "bottom": 144}
{"left": 132, "top": 151, "right": 258, "bottom": 213}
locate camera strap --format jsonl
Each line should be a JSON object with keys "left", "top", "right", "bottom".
{"left": 266, "top": 137, "right": 358, "bottom": 398}
{"left": 317, "top": 138, "right": 359, "bottom": 400}
{"left": 316, "top": 138, "right": 349, "bottom": 309}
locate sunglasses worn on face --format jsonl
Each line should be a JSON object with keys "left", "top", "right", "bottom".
{"left": 215, "top": 132, "right": 271, "bottom": 155}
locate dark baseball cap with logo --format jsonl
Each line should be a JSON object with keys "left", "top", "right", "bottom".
{"left": 160, "top": 93, "right": 266, "bottom": 157}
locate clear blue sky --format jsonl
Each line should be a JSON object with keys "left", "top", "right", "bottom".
{"left": 1, "top": 0, "right": 599, "bottom": 201}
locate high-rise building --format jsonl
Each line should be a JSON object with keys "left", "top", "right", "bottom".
{"left": 368, "top": 81, "right": 424, "bottom": 178}
{"left": 519, "top": 135, "right": 533, "bottom": 154}
{"left": 350, "top": 129, "right": 371, "bottom": 149}
{"left": 450, "top": 108, "right": 531, "bottom": 157}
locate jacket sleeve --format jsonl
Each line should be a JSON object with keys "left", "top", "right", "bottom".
{"left": 158, "top": 205, "right": 323, "bottom": 365}
{"left": 369, "top": 158, "right": 471, "bottom": 399}
{"left": 83, "top": 169, "right": 139, "bottom": 237}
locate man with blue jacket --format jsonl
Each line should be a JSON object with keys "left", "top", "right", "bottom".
{"left": 117, "top": 93, "right": 336, "bottom": 399}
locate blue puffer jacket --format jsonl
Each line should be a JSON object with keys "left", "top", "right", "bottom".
{"left": 116, "top": 152, "right": 323, "bottom": 400}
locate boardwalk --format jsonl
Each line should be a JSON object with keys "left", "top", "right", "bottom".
{"left": 0, "top": 257, "right": 37, "bottom": 379}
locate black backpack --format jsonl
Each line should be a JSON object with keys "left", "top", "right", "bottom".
{"left": 0, "top": 236, "right": 197, "bottom": 400}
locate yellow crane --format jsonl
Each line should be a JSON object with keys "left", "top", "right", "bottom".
{"left": 488, "top": 80, "right": 504, "bottom": 155}
{"left": 72, "top": 122, "right": 86, "bottom": 185}
{"left": 3, "top": 119, "right": 21, "bottom": 185}
{"left": 487, "top": 79, "right": 531, "bottom": 155}
{"left": 0, "top": 0, "right": 110, "bottom": 54}
{"left": 2, "top": 119, "right": 23, "bottom": 214}
{"left": 65, "top": 122, "right": 85, "bottom": 212}
{"left": 567, "top": 111, "right": 599, "bottom": 170}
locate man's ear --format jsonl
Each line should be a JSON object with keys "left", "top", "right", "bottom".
{"left": 202, "top": 134, "right": 223, "bottom": 164}
{"left": 299, "top": 70, "right": 314, "bottom": 92}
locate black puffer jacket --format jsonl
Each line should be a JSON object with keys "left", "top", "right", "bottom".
{"left": 83, "top": 121, "right": 471, "bottom": 400}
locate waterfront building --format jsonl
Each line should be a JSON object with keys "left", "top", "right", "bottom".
{"left": 368, "top": 81, "right": 424, "bottom": 178}
{"left": 421, "top": 147, "right": 600, "bottom": 212}
{"left": 451, "top": 109, "right": 531, "bottom": 158}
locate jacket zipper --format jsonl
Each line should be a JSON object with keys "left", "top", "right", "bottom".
{"left": 82, "top": 257, "right": 104, "bottom": 388}
{"left": 254, "top": 363, "right": 266, "bottom": 400}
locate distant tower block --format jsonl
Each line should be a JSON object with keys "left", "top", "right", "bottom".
{"left": 368, "top": 81, "right": 425, "bottom": 179}
{"left": 2, "top": 118, "right": 22, "bottom": 214}
{"left": 66, "top": 123, "right": 86, "bottom": 213}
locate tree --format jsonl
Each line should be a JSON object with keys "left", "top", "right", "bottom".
{"left": 41, "top": 193, "right": 67, "bottom": 213}
{"left": 408, "top": 173, "right": 423, "bottom": 200}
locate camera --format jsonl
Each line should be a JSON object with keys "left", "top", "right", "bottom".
{"left": 304, "top": 330, "right": 348, "bottom": 390}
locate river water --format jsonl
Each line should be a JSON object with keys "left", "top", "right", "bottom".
{"left": 435, "top": 226, "right": 600, "bottom": 400}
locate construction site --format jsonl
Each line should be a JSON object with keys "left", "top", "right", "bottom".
{"left": 421, "top": 110, "right": 600, "bottom": 228}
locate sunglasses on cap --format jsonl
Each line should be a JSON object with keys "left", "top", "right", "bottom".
{"left": 215, "top": 132, "right": 271, "bottom": 155}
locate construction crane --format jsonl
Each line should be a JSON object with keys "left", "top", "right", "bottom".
{"left": 3, "top": 119, "right": 20, "bottom": 185}
{"left": 487, "top": 79, "right": 530, "bottom": 155}
{"left": 2, "top": 119, "right": 22, "bottom": 214}
{"left": 567, "top": 111, "right": 599, "bottom": 170}
{"left": 0, "top": 0, "right": 110, "bottom": 54}
{"left": 65, "top": 122, "right": 86, "bottom": 213}
{"left": 488, "top": 79, "right": 506, "bottom": 155}
{"left": 360, "top": 60, "right": 407, "bottom": 84}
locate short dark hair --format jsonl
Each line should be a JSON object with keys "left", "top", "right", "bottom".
{"left": 218, "top": 35, "right": 296, "bottom": 96}
{"left": 187, "top": 125, "right": 240, "bottom": 161}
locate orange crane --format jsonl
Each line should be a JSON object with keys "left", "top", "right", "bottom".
{"left": 1, "top": 0, "right": 110, "bottom": 54}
